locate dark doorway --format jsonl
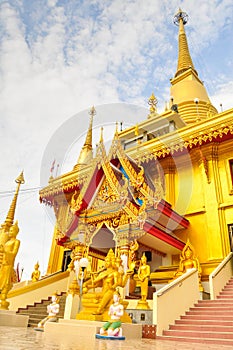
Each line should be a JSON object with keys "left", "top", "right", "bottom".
{"left": 62, "top": 250, "right": 72, "bottom": 271}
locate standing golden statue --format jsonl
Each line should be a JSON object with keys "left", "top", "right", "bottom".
{"left": 0, "top": 221, "right": 20, "bottom": 309}
{"left": 136, "top": 253, "right": 151, "bottom": 309}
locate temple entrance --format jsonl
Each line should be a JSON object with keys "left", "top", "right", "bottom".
{"left": 62, "top": 250, "right": 72, "bottom": 271}
{"left": 90, "top": 225, "right": 116, "bottom": 254}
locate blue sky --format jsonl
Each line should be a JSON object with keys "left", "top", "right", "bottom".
{"left": 0, "top": 0, "right": 233, "bottom": 279}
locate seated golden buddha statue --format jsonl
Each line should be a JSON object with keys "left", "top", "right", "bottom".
{"left": 173, "top": 239, "right": 203, "bottom": 291}
{"left": 31, "top": 261, "right": 41, "bottom": 282}
{"left": 77, "top": 248, "right": 133, "bottom": 322}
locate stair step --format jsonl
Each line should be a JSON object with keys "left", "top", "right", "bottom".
{"left": 157, "top": 335, "right": 233, "bottom": 346}
{"left": 17, "top": 292, "right": 66, "bottom": 328}
{"left": 170, "top": 324, "right": 233, "bottom": 332}
{"left": 195, "top": 299, "right": 233, "bottom": 307}
{"left": 181, "top": 314, "right": 233, "bottom": 321}
{"left": 176, "top": 319, "right": 233, "bottom": 326}
{"left": 163, "top": 329, "right": 233, "bottom": 339}
{"left": 186, "top": 310, "right": 233, "bottom": 316}
{"left": 190, "top": 306, "right": 233, "bottom": 311}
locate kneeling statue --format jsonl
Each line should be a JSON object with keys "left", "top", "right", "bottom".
{"left": 36, "top": 293, "right": 59, "bottom": 330}
{"left": 98, "top": 290, "right": 124, "bottom": 339}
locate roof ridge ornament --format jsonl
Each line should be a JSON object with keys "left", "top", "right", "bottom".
{"left": 147, "top": 92, "right": 158, "bottom": 119}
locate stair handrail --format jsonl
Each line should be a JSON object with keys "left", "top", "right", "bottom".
{"left": 209, "top": 252, "right": 233, "bottom": 300}
{"left": 153, "top": 268, "right": 199, "bottom": 336}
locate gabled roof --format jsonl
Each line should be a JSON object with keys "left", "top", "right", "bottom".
{"left": 52, "top": 130, "right": 188, "bottom": 250}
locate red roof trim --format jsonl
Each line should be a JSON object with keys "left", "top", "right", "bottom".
{"left": 157, "top": 200, "right": 189, "bottom": 228}
{"left": 143, "top": 221, "right": 185, "bottom": 250}
{"left": 57, "top": 167, "right": 104, "bottom": 245}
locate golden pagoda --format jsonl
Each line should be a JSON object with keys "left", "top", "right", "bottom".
{"left": 38, "top": 8, "right": 233, "bottom": 299}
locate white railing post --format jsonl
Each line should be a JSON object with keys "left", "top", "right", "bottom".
{"left": 209, "top": 252, "right": 233, "bottom": 300}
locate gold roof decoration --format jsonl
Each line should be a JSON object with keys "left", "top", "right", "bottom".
{"left": 148, "top": 92, "right": 158, "bottom": 119}
{"left": 95, "top": 126, "right": 107, "bottom": 169}
{"left": 39, "top": 170, "right": 88, "bottom": 204}
{"left": 74, "top": 106, "right": 95, "bottom": 170}
{"left": 107, "top": 128, "right": 163, "bottom": 210}
{"left": 127, "top": 110, "right": 233, "bottom": 164}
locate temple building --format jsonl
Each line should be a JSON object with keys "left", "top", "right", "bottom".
{"left": 1, "top": 9, "right": 233, "bottom": 342}
{"left": 39, "top": 8, "right": 233, "bottom": 291}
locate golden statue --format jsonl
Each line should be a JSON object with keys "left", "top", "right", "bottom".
{"left": 136, "top": 253, "right": 151, "bottom": 309}
{"left": 77, "top": 248, "right": 133, "bottom": 321}
{"left": 31, "top": 262, "right": 41, "bottom": 282}
{"left": 82, "top": 249, "right": 119, "bottom": 315}
{"left": 128, "top": 240, "right": 139, "bottom": 294}
{"left": 0, "top": 224, "right": 8, "bottom": 246}
{"left": 0, "top": 221, "right": 20, "bottom": 309}
{"left": 173, "top": 239, "right": 203, "bottom": 291}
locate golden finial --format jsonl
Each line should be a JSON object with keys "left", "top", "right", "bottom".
{"left": 148, "top": 92, "right": 158, "bottom": 119}
{"left": 115, "top": 122, "right": 118, "bottom": 135}
{"left": 89, "top": 106, "right": 96, "bottom": 118}
{"left": 15, "top": 171, "right": 25, "bottom": 184}
{"left": 100, "top": 126, "right": 104, "bottom": 143}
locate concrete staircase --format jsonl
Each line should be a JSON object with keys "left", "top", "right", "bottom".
{"left": 16, "top": 293, "right": 66, "bottom": 327}
{"left": 158, "top": 277, "right": 233, "bottom": 346}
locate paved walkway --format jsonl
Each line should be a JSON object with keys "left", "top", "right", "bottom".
{"left": 0, "top": 326, "right": 231, "bottom": 350}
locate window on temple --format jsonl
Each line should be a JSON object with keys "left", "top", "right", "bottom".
{"left": 228, "top": 224, "right": 233, "bottom": 252}
{"left": 229, "top": 160, "right": 233, "bottom": 186}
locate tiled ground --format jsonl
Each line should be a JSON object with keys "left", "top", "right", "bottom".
{"left": 0, "top": 326, "right": 231, "bottom": 350}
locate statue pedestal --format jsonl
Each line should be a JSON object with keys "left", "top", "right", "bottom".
{"left": 63, "top": 293, "right": 80, "bottom": 319}
{"left": 126, "top": 309, "right": 153, "bottom": 324}
{"left": 136, "top": 300, "right": 150, "bottom": 310}
{"left": 44, "top": 319, "right": 142, "bottom": 340}
{"left": 0, "top": 310, "right": 29, "bottom": 327}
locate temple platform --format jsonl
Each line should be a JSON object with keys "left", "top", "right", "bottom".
{"left": 44, "top": 319, "right": 142, "bottom": 340}
{"left": 0, "top": 310, "right": 29, "bottom": 327}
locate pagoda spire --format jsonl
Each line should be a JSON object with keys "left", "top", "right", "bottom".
{"left": 75, "top": 106, "right": 95, "bottom": 168}
{"left": 170, "top": 9, "right": 217, "bottom": 124}
{"left": 4, "top": 171, "right": 25, "bottom": 230}
{"left": 174, "top": 9, "right": 197, "bottom": 78}
{"left": 0, "top": 172, "right": 24, "bottom": 245}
